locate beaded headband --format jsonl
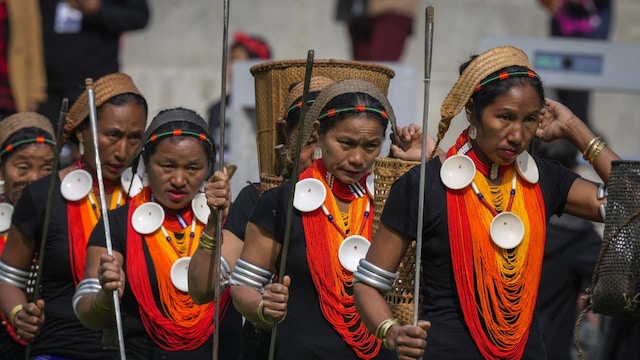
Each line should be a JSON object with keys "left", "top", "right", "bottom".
{"left": 284, "top": 99, "right": 315, "bottom": 119}
{"left": 317, "top": 105, "right": 389, "bottom": 121}
{"left": 145, "top": 129, "right": 214, "bottom": 151}
{"left": 302, "top": 79, "right": 398, "bottom": 146}
{"left": 133, "top": 108, "right": 215, "bottom": 163}
{"left": 474, "top": 70, "right": 540, "bottom": 93}
{"left": 0, "top": 137, "right": 55, "bottom": 157}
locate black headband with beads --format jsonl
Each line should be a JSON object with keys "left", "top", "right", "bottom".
{"left": 474, "top": 70, "right": 540, "bottom": 93}
{"left": 317, "top": 105, "right": 389, "bottom": 121}
{"left": 0, "top": 137, "right": 55, "bottom": 157}
{"left": 145, "top": 129, "right": 214, "bottom": 151}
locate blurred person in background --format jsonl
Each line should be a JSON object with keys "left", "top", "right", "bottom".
{"left": 336, "top": 0, "right": 418, "bottom": 61}
{"left": 0, "top": 0, "right": 47, "bottom": 118}
{"left": 532, "top": 138, "right": 603, "bottom": 360}
{"left": 206, "top": 31, "right": 272, "bottom": 155}
{"left": 538, "top": 0, "right": 613, "bottom": 127}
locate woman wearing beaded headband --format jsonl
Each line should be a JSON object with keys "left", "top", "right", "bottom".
{"left": 190, "top": 76, "right": 335, "bottom": 359}
{"left": 0, "top": 112, "right": 55, "bottom": 359}
{"left": 229, "top": 78, "right": 427, "bottom": 359}
{"left": 74, "top": 107, "right": 239, "bottom": 359}
{"left": 0, "top": 72, "right": 147, "bottom": 359}
{"left": 353, "top": 45, "right": 621, "bottom": 359}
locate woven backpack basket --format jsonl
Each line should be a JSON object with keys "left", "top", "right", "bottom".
{"left": 589, "top": 160, "right": 640, "bottom": 320}
{"left": 250, "top": 59, "right": 395, "bottom": 182}
{"left": 372, "top": 157, "right": 420, "bottom": 325}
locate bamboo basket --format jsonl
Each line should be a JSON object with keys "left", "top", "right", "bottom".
{"left": 251, "top": 59, "right": 395, "bottom": 179}
{"left": 372, "top": 157, "right": 420, "bottom": 325}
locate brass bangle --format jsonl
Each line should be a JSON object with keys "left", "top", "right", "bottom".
{"left": 375, "top": 318, "right": 399, "bottom": 349}
{"left": 93, "top": 292, "right": 113, "bottom": 313}
{"left": 589, "top": 140, "right": 607, "bottom": 164}
{"left": 256, "top": 300, "right": 272, "bottom": 325}
{"left": 199, "top": 231, "right": 217, "bottom": 251}
{"left": 583, "top": 137, "right": 601, "bottom": 161}
{"left": 9, "top": 304, "right": 23, "bottom": 327}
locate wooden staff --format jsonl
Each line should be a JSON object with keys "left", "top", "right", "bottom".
{"left": 25, "top": 98, "right": 68, "bottom": 360}
{"left": 267, "top": 50, "right": 315, "bottom": 360}
{"left": 212, "top": 0, "right": 230, "bottom": 358}
{"left": 414, "top": 5, "right": 435, "bottom": 326}
{"left": 86, "top": 79, "right": 127, "bottom": 359}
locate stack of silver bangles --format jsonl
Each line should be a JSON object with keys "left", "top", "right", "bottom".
{"left": 598, "top": 183, "right": 608, "bottom": 220}
{"left": 72, "top": 278, "right": 102, "bottom": 317}
{"left": 353, "top": 259, "right": 398, "bottom": 294}
{"left": 230, "top": 259, "right": 272, "bottom": 293}
{"left": 0, "top": 260, "right": 29, "bottom": 289}
{"left": 220, "top": 256, "right": 232, "bottom": 289}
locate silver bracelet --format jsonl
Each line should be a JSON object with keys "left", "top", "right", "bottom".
{"left": 353, "top": 271, "right": 393, "bottom": 294}
{"left": 0, "top": 260, "right": 29, "bottom": 289}
{"left": 358, "top": 259, "right": 398, "bottom": 282}
{"left": 230, "top": 259, "right": 272, "bottom": 292}
{"left": 72, "top": 278, "right": 102, "bottom": 317}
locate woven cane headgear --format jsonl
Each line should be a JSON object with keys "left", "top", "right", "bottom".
{"left": 64, "top": 73, "right": 144, "bottom": 141}
{"left": 302, "top": 79, "right": 398, "bottom": 146}
{"left": 0, "top": 112, "right": 55, "bottom": 149}
{"left": 437, "top": 46, "right": 533, "bottom": 143}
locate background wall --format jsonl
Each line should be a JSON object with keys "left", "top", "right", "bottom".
{"left": 120, "top": 0, "right": 640, "bottom": 189}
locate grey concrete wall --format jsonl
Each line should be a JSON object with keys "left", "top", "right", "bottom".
{"left": 120, "top": 0, "right": 640, "bottom": 191}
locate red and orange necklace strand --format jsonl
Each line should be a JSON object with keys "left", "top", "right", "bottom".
{"left": 67, "top": 158, "right": 125, "bottom": 285}
{"left": 300, "top": 160, "right": 380, "bottom": 359}
{"left": 126, "top": 187, "right": 230, "bottom": 351}
{"left": 446, "top": 130, "right": 546, "bottom": 359}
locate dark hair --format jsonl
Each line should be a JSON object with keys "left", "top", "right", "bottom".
{"left": 141, "top": 112, "right": 215, "bottom": 177}
{"left": 461, "top": 61, "right": 545, "bottom": 123}
{"left": 72, "top": 93, "right": 148, "bottom": 143}
{"left": 283, "top": 90, "right": 321, "bottom": 138}
{"left": 1, "top": 127, "right": 55, "bottom": 162}
{"left": 317, "top": 93, "right": 388, "bottom": 137}
{"left": 531, "top": 138, "right": 578, "bottom": 169}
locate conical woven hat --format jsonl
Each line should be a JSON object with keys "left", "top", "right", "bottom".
{"left": 0, "top": 112, "right": 55, "bottom": 148}
{"left": 64, "top": 73, "right": 143, "bottom": 141}
{"left": 437, "top": 46, "right": 532, "bottom": 141}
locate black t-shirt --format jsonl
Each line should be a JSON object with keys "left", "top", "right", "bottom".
{"left": 89, "top": 204, "right": 241, "bottom": 360}
{"left": 380, "top": 156, "right": 579, "bottom": 359}
{"left": 224, "top": 183, "right": 260, "bottom": 240}
{"left": 12, "top": 174, "right": 116, "bottom": 359}
{"left": 249, "top": 181, "right": 395, "bottom": 360}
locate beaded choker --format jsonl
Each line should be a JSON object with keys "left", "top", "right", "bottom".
{"left": 316, "top": 160, "right": 368, "bottom": 202}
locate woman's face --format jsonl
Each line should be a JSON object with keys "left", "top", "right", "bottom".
{"left": 319, "top": 115, "right": 385, "bottom": 184}
{"left": 469, "top": 84, "right": 542, "bottom": 165}
{"left": 146, "top": 137, "right": 209, "bottom": 211}
{"left": 77, "top": 102, "right": 146, "bottom": 182}
{"left": 1, "top": 144, "right": 54, "bottom": 203}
